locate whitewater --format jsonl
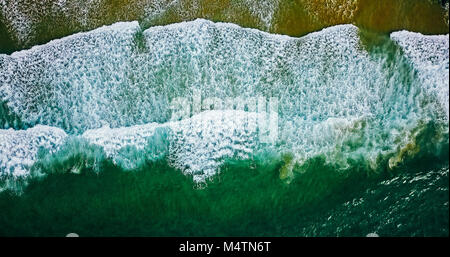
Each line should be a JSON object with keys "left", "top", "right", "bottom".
{"left": 0, "top": 19, "right": 448, "bottom": 192}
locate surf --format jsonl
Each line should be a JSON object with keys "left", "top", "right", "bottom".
{"left": 0, "top": 19, "right": 448, "bottom": 193}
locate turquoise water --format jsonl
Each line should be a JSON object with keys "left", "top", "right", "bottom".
{"left": 0, "top": 17, "right": 448, "bottom": 236}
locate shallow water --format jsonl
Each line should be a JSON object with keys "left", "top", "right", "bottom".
{"left": 0, "top": 0, "right": 448, "bottom": 53}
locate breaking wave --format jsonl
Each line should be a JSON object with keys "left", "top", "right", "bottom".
{"left": 0, "top": 19, "right": 448, "bottom": 192}
{"left": 0, "top": 0, "right": 448, "bottom": 53}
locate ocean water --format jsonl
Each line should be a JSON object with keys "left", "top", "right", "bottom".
{"left": 0, "top": 0, "right": 448, "bottom": 53}
{"left": 0, "top": 6, "right": 449, "bottom": 236}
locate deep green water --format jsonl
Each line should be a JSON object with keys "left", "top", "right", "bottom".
{"left": 0, "top": 150, "right": 447, "bottom": 237}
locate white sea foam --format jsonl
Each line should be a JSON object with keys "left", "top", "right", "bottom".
{"left": 0, "top": 110, "right": 264, "bottom": 184}
{"left": 0, "top": 20, "right": 448, "bottom": 188}
{"left": 0, "top": 125, "right": 67, "bottom": 178}
{"left": 83, "top": 110, "right": 263, "bottom": 182}
{"left": 391, "top": 31, "right": 449, "bottom": 119}
{"left": 1, "top": 21, "right": 142, "bottom": 133}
